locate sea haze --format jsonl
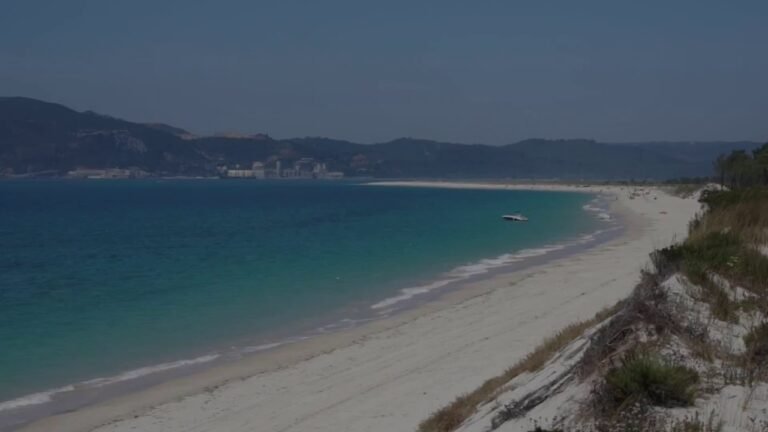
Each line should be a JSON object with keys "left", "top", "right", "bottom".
{"left": 0, "top": 180, "right": 603, "bottom": 408}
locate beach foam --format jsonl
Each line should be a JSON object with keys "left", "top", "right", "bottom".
{"left": 370, "top": 243, "right": 577, "bottom": 311}
{"left": 370, "top": 200, "right": 618, "bottom": 311}
{"left": 241, "top": 339, "right": 310, "bottom": 354}
{"left": 0, "top": 354, "right": 220, "bottom": 414}
{"left": 80, "top": 354, "right": 221, "bottom": 388}
{"left": 0, "top": 386, "right": 75, "bottom": 412}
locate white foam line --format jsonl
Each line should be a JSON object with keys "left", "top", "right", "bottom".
{"left": 584, "top": 195, "right": 617, "bottom": 222}
{"left": 315, "top": 317, "right": 378, "bottom": 333}
{"left": 371, "top": 278, "right": 460, "bottom": 310}
{"left": 81, "top": 354, "right": 220, "bottom": 388}
{"left": 241, "top": 337, "right": 310, "bottom": 354}
{"left": 370, "top": 204, "right": 620, "bottom": 312}
{"left": 0, "top": 385, "right": 75, "bottom": 412}
{"left": 0, "top": 354, "right": 221, "bottom": 413}
{"left": 370, "top": 243, "right": 583, "bottom": 311}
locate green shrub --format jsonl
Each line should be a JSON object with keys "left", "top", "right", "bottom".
{"left": 699, "top": 188, "right": 768, "bottom": 211}
{"left": 744, "top": 323, "right": 768, "bottom": 363}
{"left": 679, "top": 230, "right": 768, "bottom": 295}
{"left": 683, "top": 232, "right": 742, "bottom": 272}
{"left": 603, "top": 353, "right": 699, "bottom": 408}
{"left": 734, "top": 249, "right": 768, "bottom": 293}
{"left": 651, "top": 245, "right": 684, "bottom": 275}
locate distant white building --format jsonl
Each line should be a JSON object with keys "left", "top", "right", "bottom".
{"left": 251, "top": 161, "right": 265, "bottom": 178}
{"left": 224, "top": 160, "right": 343, "bottom": 180}
{"left": 324, "top": 171, "right": 344, "bottom": 179}
{"left": 226, "top": 169, "right": 257, "bottom": 178}
{"left": 67, "top": 168, "right": 147, "bottom": 179}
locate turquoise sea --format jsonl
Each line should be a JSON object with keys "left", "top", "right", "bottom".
{"left": 0, "top": 180, "right": 611, "bottom": 424}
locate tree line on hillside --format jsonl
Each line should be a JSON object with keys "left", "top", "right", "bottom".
{"left": 1, "top": 97, "right": 765, "bottom": 180}
{"left": 714, "top": 143, "right": 768, "bottom": 189}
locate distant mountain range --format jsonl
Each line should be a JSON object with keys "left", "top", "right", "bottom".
{"left": 0, "top": 97, "right": 762, "bottom": 180}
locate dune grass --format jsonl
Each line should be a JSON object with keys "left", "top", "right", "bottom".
{"left": 417, "top": 305, "right": 619, "bottom": 432}
{"left": 602, "top": 353, "right": 699, "bottom": 409}
{"left": 667, "top": 183, "right": 705, "bottom": 199}
{"left": 695, "top": 188, "right": 768, "bottom": 249}
{"left": 744, "top": 323, "right": 768, "bottom": 361}
{"left": 669, "top": 411, "right": 723, "bottom": 432}
{"left": 653, "top": 189, "right": 768, "bottom": 324}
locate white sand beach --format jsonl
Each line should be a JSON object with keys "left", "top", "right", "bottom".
{"left": 22, "top": 183, "right": 702, "bottom": 432}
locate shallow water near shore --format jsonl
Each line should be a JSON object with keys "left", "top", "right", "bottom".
{"left": 0, "top": 180, "right": 610, "bottom": 429}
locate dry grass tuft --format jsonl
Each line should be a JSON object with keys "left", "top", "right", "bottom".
{"left": 669, "top": 411, "right": 723, "bottom": 432}
{"left": 743, "top": 323, "right": 768, "bottom": 383}
{"left": 417, "top": 305, "right": 620, "bottom": 432}
{"left": 579, "top": 272, "right": 676, "bottom": 379}
{"left": 694, "top": 188, "right": 768, "bottom": 251}
{"left": 667, "top": 183, "right": 705, "bottom": 199}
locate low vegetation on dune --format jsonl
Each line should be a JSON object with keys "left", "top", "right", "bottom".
{"left": 417, "top": 306, "right": 620, "bottom": 432}
{"left": 584, "top": 187, "right": 768, "bottom": 431}
{"left": 601, "top": 353, "right": 699, "bottom": 409}
{"left": 418, "top": 177, "right": 768, "bottom": 432}
{"left": 662, "top": 189, "right": 768, "bottom": 336}
{"left": 744, "top": 322, "right": 768, "bottom": 364}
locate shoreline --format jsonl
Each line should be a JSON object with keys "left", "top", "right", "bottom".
{"left": 16, "top": 183, "right": 696, "bottom": 432}
{"left": 6, "top": 186, "right": 615, "bottom": 430}
{"left": 1, "top": 188, "right": 613, "bottom": 423}
{"left": 366, "top": 180, "right": 619, "bottom": 193}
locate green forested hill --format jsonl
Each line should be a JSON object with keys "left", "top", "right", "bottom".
{"left": 0, "top": 97, "right": 761, "bottom": 179}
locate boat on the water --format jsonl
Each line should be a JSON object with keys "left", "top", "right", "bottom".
{"left": 502, "top": 214, "right": 528, "bottom": 222}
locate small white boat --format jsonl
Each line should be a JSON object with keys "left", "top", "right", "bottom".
{"left": 502, "top": 213, "right": 528, "bottom": 222}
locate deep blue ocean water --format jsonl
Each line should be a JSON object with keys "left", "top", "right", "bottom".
{"left": 0, "top": 180, "right": 601, "bottom": 407}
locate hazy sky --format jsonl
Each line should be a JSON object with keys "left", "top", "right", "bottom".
{"left": 1, "top": 0, "right": 767, "bottom": 144}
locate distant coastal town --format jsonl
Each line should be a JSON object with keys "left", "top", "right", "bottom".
{"left": 221, "top": 158, "right": 345, "bottom": 180}
{"left": 65, "top": 157, "right": 345, "bottom": 180}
